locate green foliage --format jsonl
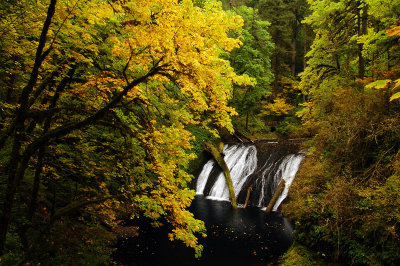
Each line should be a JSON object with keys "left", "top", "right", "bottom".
{"left": 256, "top": 0, "right": 310, "bottom": 78}
{"left": 276, "top": 116, "right": 305, "bottom": 137}
{"left": 282, "top": 0, "right": 400, "bottom": 264}
{"left": 186, "top": 126, "right": 218, "bottom": 173}
{"left": 282, "top": 243, "right": 331, "bottom": 266}
{"left": 222, "top": 0, "right": 312, "bottom": 138}
{"left": 227, "top": 5, "right": 274, "bottom": 132}
{"left": 248, "top": 0, "right": 312, "bottom": 137}
{"left": 286, "top": 82, "right": 400, "bottom": 264}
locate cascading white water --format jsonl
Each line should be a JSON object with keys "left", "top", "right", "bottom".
{"left": 271, "top": 154, "right": 304, "bottom": 211}
{"left": 196, "top": 143, "right": 305, "bottom": 211}
{"left": 256, "top": 154, "right": 282, "bottom": 207}
{"left": 196, "top": 160, "right": 215, "bottom": 194}
{"left": 205, "top": 144, "right": 257, "bottom": 201}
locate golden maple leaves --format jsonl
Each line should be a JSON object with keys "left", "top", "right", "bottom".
{"left": 107, "top": 0, "right": 253, "bottom": 131}
{"left": 1, "top": 0, "right": 254, "bottom": 257}
{"left": 93, "top": 0, "right": 252, "bottom": 256}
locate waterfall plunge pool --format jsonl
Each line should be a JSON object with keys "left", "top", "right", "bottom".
{"left": 113, "top": 143, "right": 304, "bottom": 265}
{"left": 113, "top": 196, "right": 294, "bottom": 266}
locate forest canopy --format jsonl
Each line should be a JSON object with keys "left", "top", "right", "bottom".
{"left": 0, "top": 0, "right": 253, "bottom": 263}
{"left": 1, "top": 0, "right": 400, "bottom": 264}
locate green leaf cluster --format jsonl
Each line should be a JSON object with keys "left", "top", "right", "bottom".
{"left": 282, "top": 0, "right": 400, "bottom": 264}
{"left": 228, "top": 5, "right": 274, "bottom": 131}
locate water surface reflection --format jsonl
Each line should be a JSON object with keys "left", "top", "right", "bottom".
{"left": 114, "top": 196, "right": 293, "bottom": 266}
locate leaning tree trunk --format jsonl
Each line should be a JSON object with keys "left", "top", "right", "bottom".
{"left": 204, "top": 142, "right": 237, "bottom": 209}
{"left": 265, "top": 179, "right": 285, "bottom": 213}
{"left": 243, "top": 184, "right": 253, "bottom": 208}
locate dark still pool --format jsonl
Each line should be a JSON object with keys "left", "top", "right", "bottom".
{"left": 113, "top": 195, "right": 294, "bottom": 266}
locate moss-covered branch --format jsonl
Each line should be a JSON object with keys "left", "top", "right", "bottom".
{"left": 244, "top": 184, "right": 253, "bottom": 208}
{"left": 204, "top": 142, "right": 237, "bottom": 209}
{"left": 50, "top": 196, "right": 115, "bottom": 223}
{"left": 265, "top": 179, "right": 285, "bottom": 213}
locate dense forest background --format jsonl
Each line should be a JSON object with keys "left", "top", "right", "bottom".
{"left": 0, "top": 0, "right": 399, "bottom": 264}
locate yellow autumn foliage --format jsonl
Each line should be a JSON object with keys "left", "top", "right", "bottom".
{"left": 0, "top": 0, "right": 254, "bottom": 259}
{"left": 265, "top": 97, "right": 295, "bottom": 115}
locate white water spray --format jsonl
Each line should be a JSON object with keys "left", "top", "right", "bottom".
{"left": 196, "top": 143, "right": 304, "bottom": 211}
{"left": 204, "top": 144, "right": 257, "bottom": 202}
{"left": 271, "top": 154, "right": 304, "bottom": 211}
{"left": 196, "top": 160, "right": 215, "bottom": 194}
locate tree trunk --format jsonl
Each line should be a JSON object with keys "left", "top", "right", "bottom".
{"left": 28, "top": 149, "right": 45, "bottom": 221}
{"left": 303, "top": 24, "right": 307, "bottom": 72}
{"left": 345, "top": 52, "right": 350, "bottom": 78}
{"left": 246, "top": 110, "right": 249, "bottom": 130}
{"left": 0, "top": 1, "right": 162, "bottom": 252}
{"left": 50, "top": 196, "right": 114, "bottom": 223}
{"left": 265, "top": 179, "right": 285, "bottom": 213}
{"left": 243, "top": 184, "right": 253, "bottom": 208}
{"left": 204, "top": 142, "right": 237, "bottom": 209}
{"left": 291, "top": 9, "right": 299, "bottom": 77}
{"left": 0, "top": 0, "right": 57, "bottom": 254}
{"left": 291, "top": 30, "right": 297, "bottom": 77}
{"left": 357, "top": 4, "right": 368, "bottom": 79}
{"left": 302, "top": 25, "right": 307, "bottom": 105}
{"left": 29, "top": 66, "right": 76, "bottom": 221}
{"left": 273, "top": 42, "right": 279, "bottom": 92}
{"left": 235, "top": 128, "right": 253, "bottom": 143}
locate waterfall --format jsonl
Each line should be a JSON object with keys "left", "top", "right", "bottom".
{"left": 206, "top": 144, "right": 257, "bottom": 201}
{"left": 271, "top": 154, "right": 304, "bottom": 210}
{"left": 196, "top": 160, "right": 215, "bottom": 195}
{"left": 196, "top": 142, "right": 304, "bottom": 211}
